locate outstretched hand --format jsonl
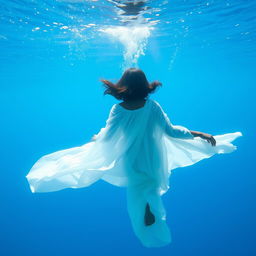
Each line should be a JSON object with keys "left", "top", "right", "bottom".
{"left": 200, "top": 133, "right": 216, "bottom": 146}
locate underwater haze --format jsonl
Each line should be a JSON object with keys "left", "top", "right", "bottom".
{"left": 0, "top": 0, "right": 255, "bottom": 255}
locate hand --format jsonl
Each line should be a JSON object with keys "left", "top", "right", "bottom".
{"left": 200, "top": 133, "right": 216, "bottom": 146}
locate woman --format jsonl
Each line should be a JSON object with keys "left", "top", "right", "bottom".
{"left": 26, "top": 68, "right": 241, "bottom": 247}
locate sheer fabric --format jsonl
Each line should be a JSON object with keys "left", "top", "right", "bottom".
{"left": 26, "top": 98, "right": 242, "bottom": 247}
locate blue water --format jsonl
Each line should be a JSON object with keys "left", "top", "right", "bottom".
{"left": 0, "top": 0, "right": 255, "bottom": 255}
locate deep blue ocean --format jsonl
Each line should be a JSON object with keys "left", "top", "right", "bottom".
{"left": 0, "top": 0, "right": 255, "bottom": 255}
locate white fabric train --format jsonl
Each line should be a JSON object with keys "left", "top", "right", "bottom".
{"left": 26, "top": 98, "right": 242, "bottom": 247}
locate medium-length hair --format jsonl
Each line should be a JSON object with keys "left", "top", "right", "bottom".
{"left": 101, "top": 68, "right": 162, "bottom": 101}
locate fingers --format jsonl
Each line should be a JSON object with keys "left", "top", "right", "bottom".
{"left": 205, "top": 136, "right": 216, "bottom": 146}
{"left": 212, "top": 136, "right": 216, "bottom": 146}
{"left": 209, "top": 136, "right": 216, "bottom": 146}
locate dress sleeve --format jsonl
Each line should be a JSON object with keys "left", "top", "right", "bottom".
{"left": 153, "top": 100, "right": 194, "bottom": 139}
{"left": 93, "top": 104, "right": 121, "bottom": 141}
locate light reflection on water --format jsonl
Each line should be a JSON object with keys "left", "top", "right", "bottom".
{"left": 0, "top": 0, "right": 255, "bottom": 65}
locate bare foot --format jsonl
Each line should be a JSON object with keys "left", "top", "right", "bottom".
{"left": 144, "top": 203, "right": 155, "bottom": 226}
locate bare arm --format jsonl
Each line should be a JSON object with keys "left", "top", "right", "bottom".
{"left": 190, "top": 130, "right": 216, "bottom": 146}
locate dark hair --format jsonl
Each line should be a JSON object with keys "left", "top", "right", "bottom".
{"left": 101, "top": 68, "right": 162, "bottom": 101}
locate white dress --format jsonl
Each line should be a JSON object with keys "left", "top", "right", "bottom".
{"left": 26, "top": 98, "right": 242, "bottom": 247}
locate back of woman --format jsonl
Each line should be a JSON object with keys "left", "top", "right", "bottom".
{"left": 26, "top": 68, "right": 242, "bottom": 248}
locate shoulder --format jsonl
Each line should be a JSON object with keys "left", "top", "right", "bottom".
{"left": 105, "top": 103, "right": 122, "bottom": 125}
{"left": 109, "top": 103, "right": 123, "bottom": 116}
{"left": 150, "top": 99, "right": 160, "bottom": 107}
{"left": 149, "top": 99, "right": 169, "bottom": 121}
{"left": 149, "top": 99, "right": 163, "bottom": 111}
{"left": 110, "top": 103, "right": 119, "bottom": 113}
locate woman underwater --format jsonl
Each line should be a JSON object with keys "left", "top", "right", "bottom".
{"left": 26, "top": 68, "right": 242, "bottom": 247}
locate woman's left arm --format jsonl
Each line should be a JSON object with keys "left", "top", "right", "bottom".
{"left": 190, "top": 130, "right": 216, "bottom": 146}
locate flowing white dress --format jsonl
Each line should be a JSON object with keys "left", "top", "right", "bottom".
{"left": 26, "top": 98, "right": 242, "bottom": 247}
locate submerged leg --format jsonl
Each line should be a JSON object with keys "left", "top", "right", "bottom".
{"left": 144, "top": 202, "right": 155, "bottom": 226}
{"left": 126, "top": 185, "right": 171, "bottom": 247}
